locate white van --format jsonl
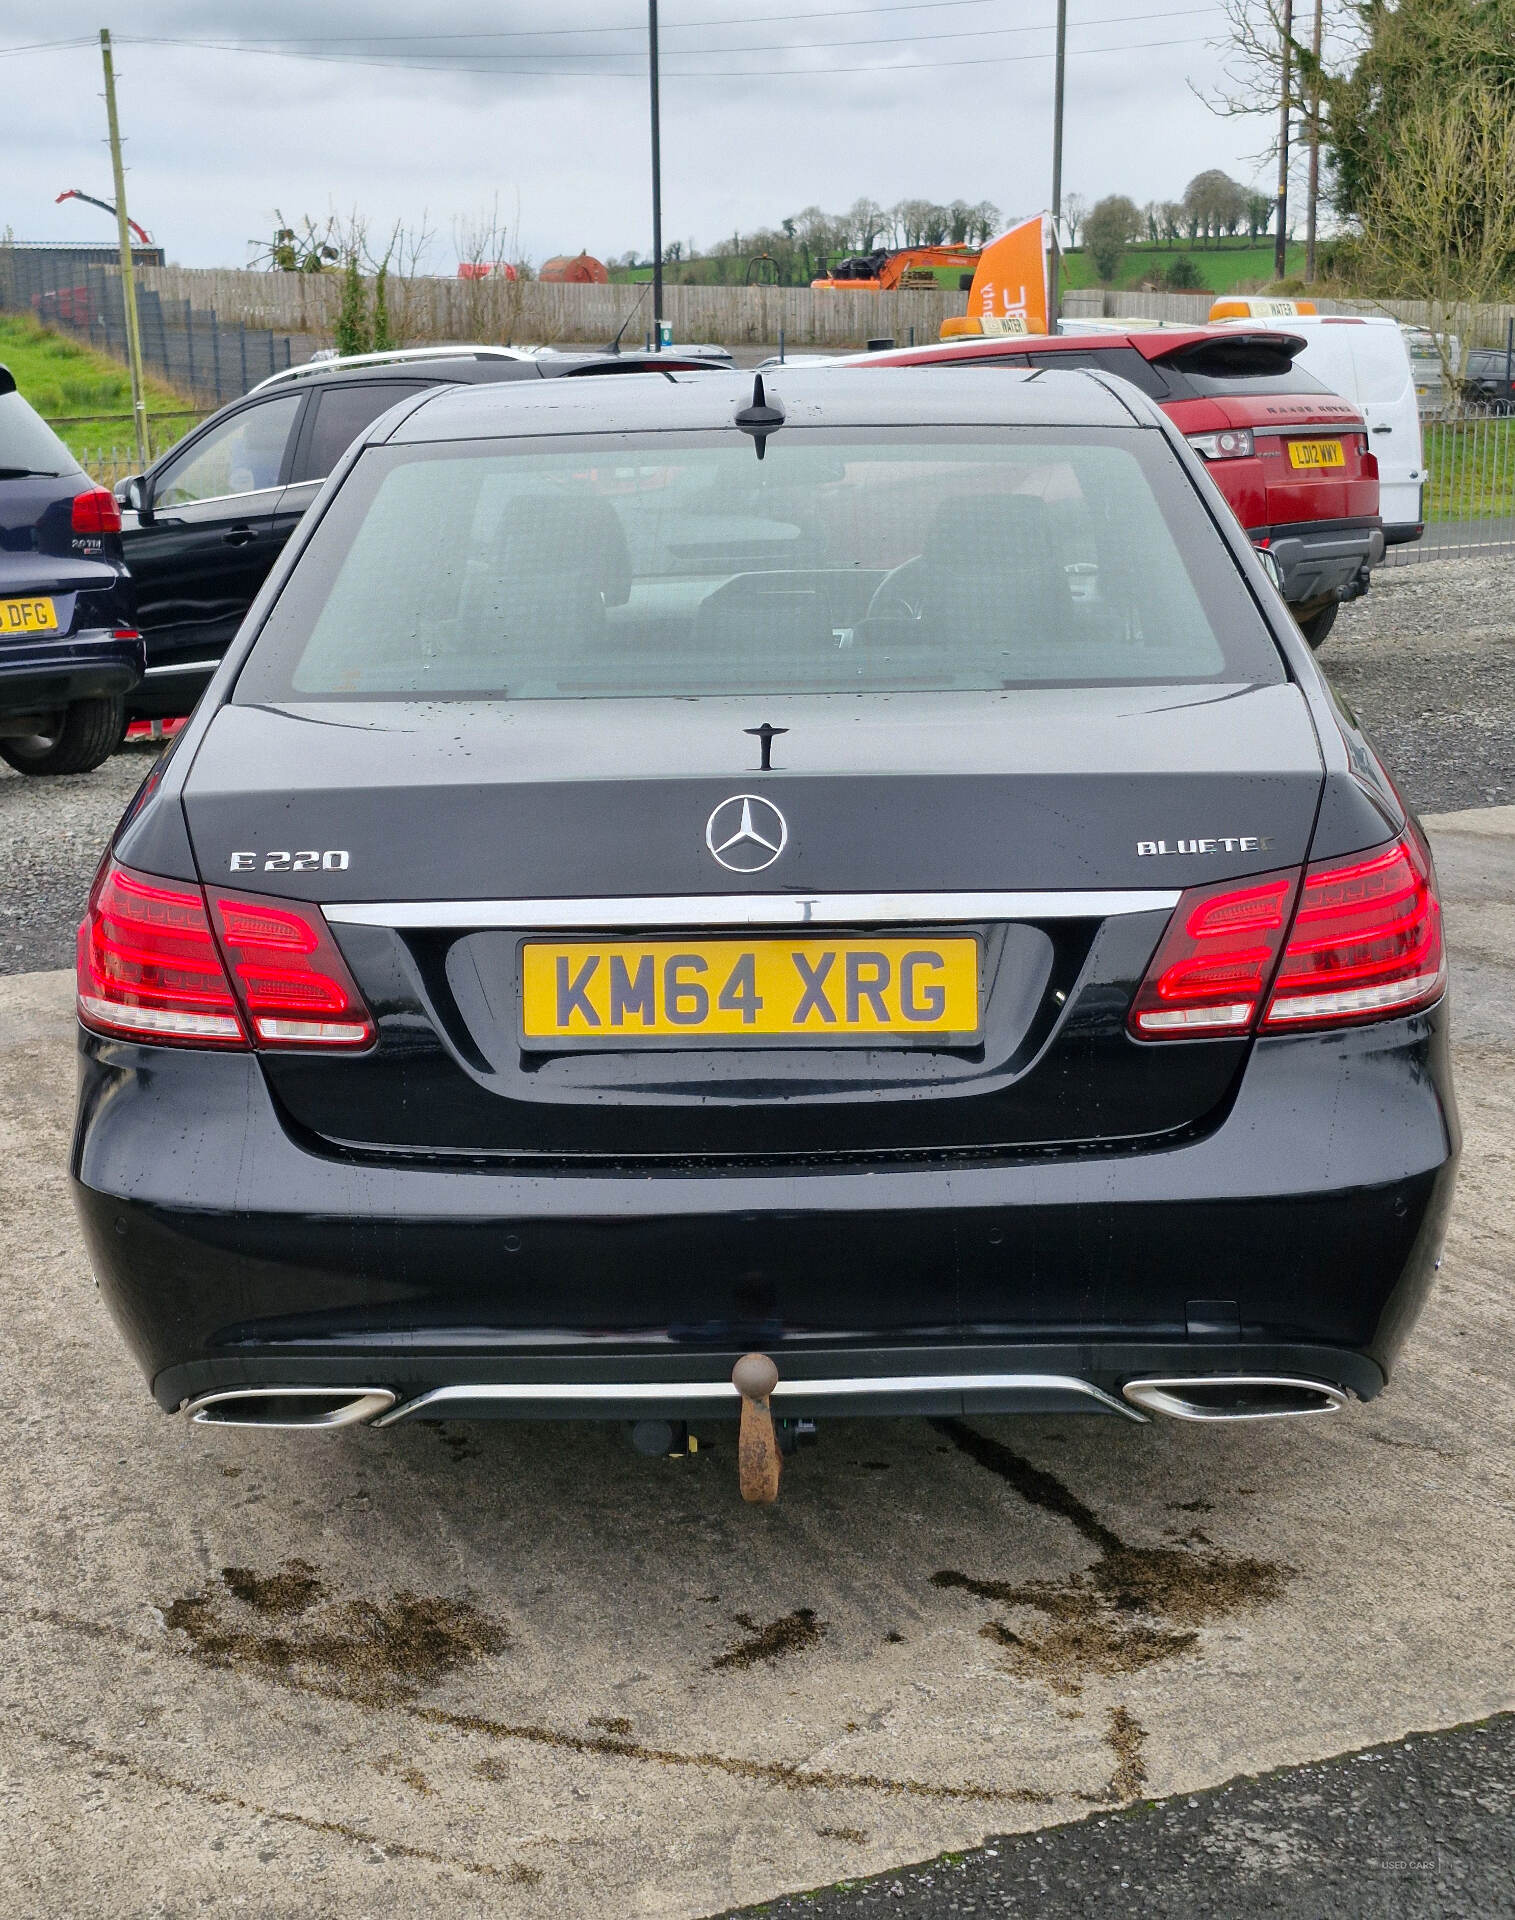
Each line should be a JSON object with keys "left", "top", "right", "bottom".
{"left": 1216, "top": 314, "right": 1426, "bottom": 544}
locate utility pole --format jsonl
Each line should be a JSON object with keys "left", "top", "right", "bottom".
{"left": 1305, "top": 2, "right": 1323, "bottom": 283}
{"left": 648, "top": 0, "right": 664, "bottom": 350}
{"left": 1273, "top": 0, "right": 1293, "bottom": 283}
{"left": 1048, "top": 0, "right": 1067, "bottom": 326}
{"left": 100, "top": 28, "right": 149, "bottom": 471}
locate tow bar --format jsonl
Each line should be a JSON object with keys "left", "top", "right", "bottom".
{"left": 732, "top": 1352, "right": 782, "bottom": 1503}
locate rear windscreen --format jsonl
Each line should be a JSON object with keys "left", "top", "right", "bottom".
{"left": 234, "top": 427, "right": 1285, "bottom": 702}
{"left": 0, "top": 390, "right": 82, "bottom": 477}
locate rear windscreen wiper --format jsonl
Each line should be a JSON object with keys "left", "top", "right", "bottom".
{"left": 0, "top": 467, "right": 63, "bottom": 479}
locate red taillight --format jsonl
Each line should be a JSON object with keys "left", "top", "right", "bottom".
{"left": 78, "top": 862, "right": 245, "bottom": 1046}
{"left": 78, "top": 859, "right": 374, "bottom": 1050}
{"left": 1129, "top": 830, "right": 1446, "bottom": 1041}
{"left": 71, "top": 486, "right": 122, "bottom": 535}
{"left": 1261, "top": 830, "right": 1444, "bottom": 1030}
{"left": 1128, "top": 869, "right": 1297, "bottom": 1038}
{"left": 209, "top": 888, "right": 375, "bottom": 1047}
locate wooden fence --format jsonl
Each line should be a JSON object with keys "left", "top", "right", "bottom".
{"left": 126, "top": 266, "right": 966, "bottom": 349}
{"left": 1065, "top": 285, "right": 1515, "bottom": 346}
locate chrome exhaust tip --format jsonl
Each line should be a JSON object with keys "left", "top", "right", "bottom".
{"left": 1121, "top": 1375, "right": 1348, "bottom": 1422}
{"left": 185, "top": 1387, "right": 397, "bottom": 1428}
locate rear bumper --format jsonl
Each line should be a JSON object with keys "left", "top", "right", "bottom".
{"left": 129, "top": 656, "right": 218, "bottom": 720}
{"left": 1253, "top": 518, "right": 1386, "bottom": 611}
{"left": 0, "top": 630, "right": 144, "bottom": 715}
{"left": 72, "top": 1003, "right": 1460, "bottom": 1420}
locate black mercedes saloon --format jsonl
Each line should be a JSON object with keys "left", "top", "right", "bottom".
{"left": 71, "top": 366, "right": 1458, "bottom": 1444}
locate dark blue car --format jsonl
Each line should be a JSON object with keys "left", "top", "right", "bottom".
{"left": 0, "top": 365, "right": 141, "bottom": 774}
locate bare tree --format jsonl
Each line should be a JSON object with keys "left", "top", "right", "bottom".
{"left": 845, "top": 196, "right": 887, "bottom": 250}
{"left": 1183, "top": 170, "right": 1249, "bottom": 247}
{"left": 966, "top": 200, "right": 1001, "bottom": 247}
{"left": 889, "top": 198, "right": 939, "bottom": 247}
{"left": 1202, "top": 1, "right": 1356, "bottom": 264}
{"left": 454, "top": 196, "right": 536, "bottom": 344}
{"left": 364, "top": 213, "right": 436, "bottom": 347}
{"left": 1061, "top": 193, "right": 1088, "bottom": 249}
{"left": 1151, "top": 200, "right": 1181, "bottom": 246}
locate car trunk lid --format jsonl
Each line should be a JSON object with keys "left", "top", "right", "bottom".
{"left": 180, "top": 689, "right": 1325, "bottom": 1161}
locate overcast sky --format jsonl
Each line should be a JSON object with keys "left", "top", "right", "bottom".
{"left": 3, "top": 1, "right": 1296, "bottom": 270}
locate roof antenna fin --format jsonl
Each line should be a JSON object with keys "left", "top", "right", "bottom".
{"left": 735, "top": 372, "right": 785, "bottom": 461}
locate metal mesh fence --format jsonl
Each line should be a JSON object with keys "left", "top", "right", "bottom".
{"left": 1388, "top": 404, "right": 1515, "bottom": 565}
{"left": 0, "top": 245, "right": 299, "bottom": 408}
{"left": 74, "top": 442, "right": 184, "bottom": 488}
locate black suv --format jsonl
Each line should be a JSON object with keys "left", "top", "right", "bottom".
{"left": 0, "top": 366, "right": 141, "bottom": 774}
{"left": 1460, "top": 347, "right": 1515, "bottom": 413}
{"left": 117, "top": 346, "right": 728, "bottom": 719}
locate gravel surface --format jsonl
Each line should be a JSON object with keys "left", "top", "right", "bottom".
{"left": 2, "top": 552, "right": 1511, "bottom": 975}
{"left": 0, "top": 740, "right": 157, "bottom": 975}
{"left": 1323, "top": 552, "right": 1515, "bottom": 814}
{"left": 718, "top": 1714, "right": 1515, "bottom": 1920}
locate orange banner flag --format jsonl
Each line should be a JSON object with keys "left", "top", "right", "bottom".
{"left": 946, "top": 216, "right": 1049, "bottom": 338}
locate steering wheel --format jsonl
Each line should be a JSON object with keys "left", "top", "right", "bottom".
{"left": 864, "top": 556, "right": 928, "bottom": 622}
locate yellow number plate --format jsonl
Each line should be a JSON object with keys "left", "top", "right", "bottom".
{"left": 521, "top": 937, "right": 980, "bottom": 1044}
{"left": 1287, "top": 438, "right": 1346, "bottom": 470}
{"left": 0, "top": 596, "right": 59, "bottom": 634}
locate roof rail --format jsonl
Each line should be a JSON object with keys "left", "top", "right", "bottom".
{"left": 248, "top": 344, "right": 538, "bottom": 393}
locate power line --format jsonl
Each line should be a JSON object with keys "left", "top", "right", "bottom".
{"left": 122, "top": 9, "right": 1219, "bottom": 64}
{"left": 100, "top": 0, "right": 1198, "bottom": 44}
{"left": 103, "top": 31, "right": 1205, "bottom": 79}
{"left": 0, "top": 37, "right": 97, "bottom": 58}
{"left": 117, "top": 3, "right": 1220, "bottom": 49}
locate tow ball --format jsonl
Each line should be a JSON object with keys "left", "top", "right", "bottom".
{"left": 732, "top": 1352, "right": 783, "bottom": 1504}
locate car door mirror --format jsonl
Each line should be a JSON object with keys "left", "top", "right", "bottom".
{"left": 116, "top": 474, "right": 153, "bottom": 523}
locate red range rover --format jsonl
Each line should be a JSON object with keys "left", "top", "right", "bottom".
{"left": 857, "top": 329, "right": 1384, "bottom": 648}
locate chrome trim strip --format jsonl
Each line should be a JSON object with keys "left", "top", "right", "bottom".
{"left": 1122, "top": 1375, "right": 1348, "bottom": 1422}
{"left": 1249, "top": 423, "right": 1364, "bottom": 440}
{"left": 144, "top": 658, "right": 220, "bottom": 677}
{"left": 375, "top": 1373, "right": 1144, "bottom": 1425}
{"left": 325, "top": 889, "right": 1179, "bottom": 932}
{"left": 186, "top": 1387, "right": 397, "bottom": 1428}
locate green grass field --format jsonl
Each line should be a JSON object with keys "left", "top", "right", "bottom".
{"left": 1424, "top": 417, "right": 1515, "bottom": 522}
{"left": 0, "top": 314, "right": 202, "bottom": 464}
{"left": 1058, "top": 241, "right": 1306, "bottom": 295}
{"left": 610, "top": 241, "right": 1308, "bottom": 296}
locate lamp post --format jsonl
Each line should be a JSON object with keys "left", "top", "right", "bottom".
{"left": 649, "top": 0, "right": 663, "bottom": 349}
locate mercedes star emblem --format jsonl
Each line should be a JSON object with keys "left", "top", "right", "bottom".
{"left": 705, "top": 794, "right": 789, "bottom": 873}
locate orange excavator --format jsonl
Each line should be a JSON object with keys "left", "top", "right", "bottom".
{"left": 811, "top": 245, "right": 979, "bottom": 292}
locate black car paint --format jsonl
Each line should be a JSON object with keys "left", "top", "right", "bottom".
{"left": 74, "top": 1005, "right": 1450, "bottom": 1416}
{"left": 171, "top": 688, "right": 1324, "bottom": 1159}
{"left": 0, "top": 387, "right": 140, "bottom": 730}
{"left": 73, "top": 366, "right": 1458, "bottom": 1422}
{"left": 1460, "top": 348, "right": 1515, "bottom": 411}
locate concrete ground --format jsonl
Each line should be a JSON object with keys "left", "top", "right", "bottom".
{"left": 0, "top": 805, "right": 1510, "bottom": 1917}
